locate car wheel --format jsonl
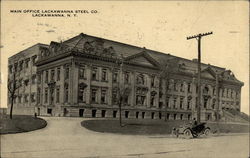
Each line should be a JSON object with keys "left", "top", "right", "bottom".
{"left": 204, "top": 128, "right": 210, "bottom": 136}
{"left": 184, "top": 129, "right": 192, "bottom": 139}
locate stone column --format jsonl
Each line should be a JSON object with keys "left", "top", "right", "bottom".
{"left": 146, "top": 74, "right": 151, "bottom": 108}
{"left": 131, "top": 71, "right": 135, "bottom": 107}
{"left": 108, "top": 68, "right": 112, "bottom": 106}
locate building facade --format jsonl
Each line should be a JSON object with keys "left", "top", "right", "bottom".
{"left": 8, "top": 33, "right": 245, "bottom": 122}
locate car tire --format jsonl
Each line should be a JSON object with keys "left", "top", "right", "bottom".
{"left": 184, "top": 129, "right": 192, "bottom": 139}
{"left": 204, "top": 128, "right": 210, "bottom": 136}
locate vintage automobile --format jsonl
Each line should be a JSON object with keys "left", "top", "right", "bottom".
{"left": 172, "top": 122, "right": 211, "bottom": 138}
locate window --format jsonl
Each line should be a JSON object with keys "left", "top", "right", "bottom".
{"left": 113, "top": 72, "right": 118, "bottom": 83}
{"left": 113, "top": 111, "right": 117, "bottom": 118}
{"left": 47, "top": 108, "right": 52, "bottom": 114}
{"left": 188, "top": 83, "right": 191, "bottom": 92}
{"left": 101, "top": 89, "right": 107, "bottom": 104}
{"left": 151, "top": 112, "right": 155, "bottom": 119}
{"left": 187, "top": 99, "right": 191, "bottom": 110}
{"left": 101, "top": 110, "right": 106, "bottom": 118}
{"left": 150, "top": 96, "right": 155, "bottom": 107}
{"left": 136, "top": 112, "right": 139, "bottom": 119}
{"left": 78, "top": 83, "right": 86, "bottom": 103}
{"left": 37, "top": 88, "right": 40, "bottom": 104}
{"left": 32, "top": 75, "right": 36, "bottom": 84}
{"left": 25, "top": 59, "right": 30, "bottom": 68}
{"left": 24, "top": 94, "right": 29, "bottom": 103}
{"left": 79, "top": 66, "right": 85, "bottom": 79}
{"left": 173, "top": 98, "right": 177, "bottom": 109}
{"left": 180, "top": 83, "right": 184, "bottom": 92}
{"left": 166, "top": 97, "right": 170, "bottom": 108}
{"left": 19, "top": 79, "right": 23, "bottom": 87}
{"left": 37, "top": 74, "right": 41, "bottom": 84}
{"left": 32, "top": 56, "right": 37, "bottom": 65}
{"left": 91, "top": 88, "right": 97, "bottom": 103}
{"left": 92, "top": 67, "right": 98, "bottom": 80}
{"left": 51, "top": 69, "right": 55, "bottom": 81}
{"left": 212, "top": 99, "right": 216, "bottom": 109}
{"left": 151, "top": 76, "right": 155, "bottom": 87}
{"left": 45, "top": 88, "right": 48, "bottom": 103}
{"left": 45, "top": 71, "right": 49, "bottom": 83}
{"left": 124, "top": 72, "right": 129, "bottom": 83}
{"left": 64, "top": 83, "right": 69, "bottom": 102}
{"left": 18, "top": 95, "right": 22, "bottom": 103}
{"left": 180, "top": 114, "right": 183, "bottom": 120}
{"left": 65, "top": 67, "right": 69, "bottom": 79}
{"left": 125, "top": 111, "right": 129, "bottom": 118}
{"left": 50, "top": 88, "right": 54, "bottom": 104}
{"left": 174, "top": 81, "right": 178, "bottom": 91}
{"left": 112, "top": 89, "right": 118, "bottom": 104}
{"left": 19, "top": 61, "right": 23, "bottom": 71}
{"left": 56, "top": 86, "right": 60, "bottom": 103}
{"left": 180, "top": 98, "right": 184, "bottom": 109}
{"left": 101, "top": 69, "right": 107, "bottom": 81}
{"left": 174, "top": 114, "right": 177, "bottom": 120}
{"left": 136, "top": 74, "right": 145, "bottom": 85}
{"left": 31, "top": 93, "right": 36, "bottom": 103}
{"left": 57, "top": 67, "right": 60, "bottom": 81}
{"left": 92, "top": 110, "right": 96, "bottom": 117}
{"left": 24, "top": 79, "right": 29, "bottom": 86}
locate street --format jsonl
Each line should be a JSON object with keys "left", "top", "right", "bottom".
{"left": 1, "top": 117, "right": 249, "bottom": 158}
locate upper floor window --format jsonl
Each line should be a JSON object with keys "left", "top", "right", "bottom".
{"left": 203, "top": 86, "right": 209, "bottom": 95}
{"left": 65, "top": 67, "right": 70, "bottom": 79}
{"left": 57, "top": 67, "right": 60, "bottom": 81}
{"left": 113, "top": 71, "right": 118, "bottom": 83}
{"left": 136, "top": 74, "right": 145, "bottom": 85}
{"left": 19, "top": 61, "right": 23, "bottom": 71}
{"left": 45, "top": 88, "right": 48, "bottom": 103}
{"left": 151, "top": 76, "right": 155, "bottom": 87}
{"left": 180, "top": 97, "right": 184, "bottom": 109}
{"left": 92, "top": 67, "right": 98, "bottom": 81}
{"left": 180, "top": 83, "right": 184, "bottom": 92}
{"left": 31, "top": 93, "right": 36, "bottom": 103}
{"left": 188, "top": 83, "right": 192, "bottom": 92}
{"left": 101, "top": 89, "right": 107, "bottom": 104}
{"left": 56, "top": 86, "right": 60, "bottom": 103}
{"left": 51, "top": 69, "right": 55, "bottom": 81}
{"left": 101, "top": 69, "right": 107, "bottom": 81}
{"left": 45, "top": 71, "right": 49, "bottom": 83}
{"left": 79, "top": 66, "right": 85, "bottom": 79}
{"left": 32, "top": 75, "right": 36, "bottom": 84}
{"left": 91, "top": 88, "right": 98, "bottom": 103}
{"left": 25, "top": 59, "right": 30, "bottom": 68}
{"left": 123, "top": 72, "right": 129, "bottom": 84}
{"left": 78, "top": 83, "right": 87, "bottom": 103}
{"left": 173, "top": 82, "right": 178, "bottom": 91}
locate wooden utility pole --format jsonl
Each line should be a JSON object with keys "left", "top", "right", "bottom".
{"left": 187, "top": 32, "right": 213, "bottom": 123}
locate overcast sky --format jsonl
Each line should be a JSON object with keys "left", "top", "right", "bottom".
{"left": 1, "top": 1, "right": 249, "bottom": 114}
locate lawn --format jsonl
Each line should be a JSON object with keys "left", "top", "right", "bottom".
{"left": 0, "top": 114, "right": 47, "bottom": 134}
{"left": 81, "top": 118, "right": 249, "bottom": 135}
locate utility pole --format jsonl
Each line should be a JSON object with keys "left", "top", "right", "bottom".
{"left": 187, "top": 32, "right": 213, "bottom": 123}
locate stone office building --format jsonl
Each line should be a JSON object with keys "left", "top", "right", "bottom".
{"left": 8, "top": 33, "right": 245, "bottom": 121}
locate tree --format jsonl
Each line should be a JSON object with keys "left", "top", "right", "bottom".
{"left": 115, "top": 55, "right": 131, "bottom": 127}
{"left": 8, "top": 72, "right": 21, "bottom": 119}
{"left": 159, "top": 57, "right": 179, "bottom": 121}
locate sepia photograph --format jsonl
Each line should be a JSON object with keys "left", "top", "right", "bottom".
{"left": 0, "top": 1, "right": 249, "bottom": 158}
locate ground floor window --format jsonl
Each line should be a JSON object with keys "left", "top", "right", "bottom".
{"left": 91, "top": 89, "right": 98, "bottom": 103}
{"left": 79, "top": 109, "right": 84, "bottom": 117}
{"left": 180, "top": 114, "right": 183, "bottom": 120}
{"left": 125, "top": 111, "right": 129, "bottom": 118}
{"left": 159, "top": 112, "right": 162, "bottom": 119}
{"left": 142, "top": 112, "right": 145, "bottom": 119}
{"left": 174, "top": 114, "right": 177, "bottom": 120}
{"left": 47, "top": 108, "right": 52, "bottom": 114}
{"left": 92, "top": 110, "right": 96, "bottom": 117}
{"left": 136, "top": 111, "right": 139, "bottom": 119}
{"left": 151, "top": 112, "right": 155, "bottom": 119}
{"left": 101, "top": 110, "right": 106, "bottom": 118}
{"left": 113, "top": 111, "right": 117, "bottom": 118}
{"left": 188, "top": 114, "right": 191, "bottom": 120}
{"left": 167, "top": 113, "right": 170, "bottom": 120}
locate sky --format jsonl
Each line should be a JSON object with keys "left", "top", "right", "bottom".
{"left": 0, "top": 1, "right": 249, "bottom": 114}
